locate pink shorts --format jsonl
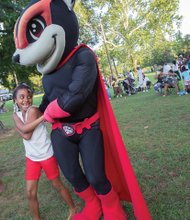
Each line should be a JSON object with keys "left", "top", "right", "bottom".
{"left": 25, "top": 156, "right": 60, "bottom": 180}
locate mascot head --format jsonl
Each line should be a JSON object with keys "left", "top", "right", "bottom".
{"left": 12, "top": 0, "right": 79, "bottom": 74}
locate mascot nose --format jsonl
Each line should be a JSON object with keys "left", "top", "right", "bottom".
{"left": 12, "top": 54, "right": 20, "bottom": 63}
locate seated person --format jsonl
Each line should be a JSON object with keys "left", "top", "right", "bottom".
{"left": 154, "top": 72, "right": 164, "bottom": 93}
{"left": 123, "top": 77, "right": 136, "bottom": 95}
{"left": 181, "top": 65, "right": 190, "bottom": 94}
{"left": 128, "top": 70, "right": 135, "bottom": 81}
{"left": 144, "top": 76, "right": 151, "bottom": 91}
{"left": 162, "top": 70, "right": 179, "bottom": 96}
{"left": 111, "top": 78, "right": 123, "bottom": 97}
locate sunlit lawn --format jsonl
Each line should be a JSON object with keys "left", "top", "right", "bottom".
{"left": 0, "top": 88, "right": 190, "bottom": 219}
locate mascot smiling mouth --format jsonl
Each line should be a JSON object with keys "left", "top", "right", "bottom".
{"left": 12, "top": 24, "right": 66, "bottom": 75}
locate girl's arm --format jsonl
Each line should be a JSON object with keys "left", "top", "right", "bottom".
{"left": 14, "top": 125, "right": 32, "bottom": 140}
{"left": 13, "top": 107, "right": 44, "bottom": 139}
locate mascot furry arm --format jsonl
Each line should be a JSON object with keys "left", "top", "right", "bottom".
{"left": 12, "top": 0, "right": 151, "bottom": 219}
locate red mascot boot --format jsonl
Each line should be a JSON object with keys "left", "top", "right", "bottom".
{"left": 98, "top": 187, "right": 127, "bottom": 220}
{"left": 73, "top": 186, "right": 102, "bottom": 220}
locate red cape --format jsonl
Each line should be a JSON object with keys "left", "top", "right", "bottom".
{"left": 98, "top": 73, "right": 152, "bottom": 220}
{"left": 60, "top": 44, "right": 152, "bottom": 220}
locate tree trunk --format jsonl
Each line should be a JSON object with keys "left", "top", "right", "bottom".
{"left": 100, "top": 21, "right": 115, "bottom": 77}
{"left": 112, "top": 57, "right": 119, "bottom": 76}
{"left": 13, "top": 71, "right": 18, "bottom": 86}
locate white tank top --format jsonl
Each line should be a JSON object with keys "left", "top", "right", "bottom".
{"left": 16, "top": 107, "right": 54, "bottom": 161}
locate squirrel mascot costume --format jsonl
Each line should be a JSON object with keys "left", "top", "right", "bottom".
{"left": 12, "top": 0, "right": 151, "bottom": 219}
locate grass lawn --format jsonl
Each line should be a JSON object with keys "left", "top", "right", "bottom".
{"left": 0, "top": 89, "right": 190, "bottom": 220}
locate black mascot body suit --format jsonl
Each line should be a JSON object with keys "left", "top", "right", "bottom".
{"left": 12, "top": 1, "right": 151, "bottom": 219}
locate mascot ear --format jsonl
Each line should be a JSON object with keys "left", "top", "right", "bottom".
{"left": 63, "top": 0, "right": 76, "bottom": 10}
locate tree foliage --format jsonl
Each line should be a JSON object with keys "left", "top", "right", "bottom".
{"left": 79, "top": 0, "right": 181, "bottom": 73}
{"left": 0, "top": 1, "right": 40, "bottom": 90}
{"left": 0, "top": 0, "right": 188, "bottom": 89}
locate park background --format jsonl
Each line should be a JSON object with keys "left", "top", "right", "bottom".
{"left": 0, "top": 0, "right": 190, "bottom": 219}
{"left": 1, "top": 84, "right": 190, "bottom": 219}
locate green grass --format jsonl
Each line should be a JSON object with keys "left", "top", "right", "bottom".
{"left": 0, "top": 90, "right": 190, "bottom": 219}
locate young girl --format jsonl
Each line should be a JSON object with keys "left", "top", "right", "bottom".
{"left": 13, "top": 83, "right": 76, "bottom": 220}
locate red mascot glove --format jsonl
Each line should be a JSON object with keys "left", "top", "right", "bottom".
{"left": 44, "top": 99, "right": 70, "bottom": 123}
{"left": 44, "top": 111, "right": 56, "bottom": 123}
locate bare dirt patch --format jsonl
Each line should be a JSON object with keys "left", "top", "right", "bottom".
{"left": 0, "top": 179, "right": 4, "bottom": 193}
{"left": 0, "top": 128, "right": 16, "bottom": 140}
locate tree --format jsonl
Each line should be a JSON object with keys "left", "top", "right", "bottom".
{"left": 78, "top": 0, "right": 181, "bottom": 74}
{"left": 0, "top": 1, "right": 40, "bottom": 90}
{"left": 0, "top": 0, "right": 184, "bottom": 89}
{"left": 174, "top": 32, "right": 190, "bottom": 57}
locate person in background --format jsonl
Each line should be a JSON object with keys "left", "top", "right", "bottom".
{"left": 181, "top": 65, "right": 190, "bottom": 94}
{"left": 172, "top": 60, "right": 181, "bottom": 80}
{"left": 163, "top": 63, "right": 171, "bottom": 74}
{"left": 111, "top": 77, "right": 123, "bottom": 97}
{"left": 187, "top": 54, "right": 190, "bottom": 70}
{"left": 0, "top": 96, "right": 6, "bottom": 113}
{"left": 12, "top": 83, "right": 77, "bottom": 220}
{"left": 154, "top": 71, "right": 164, "bottom": 93}
{"left": 162, "top": 70, "right": 179, "bottom": 97}
{"left": 178, "top": 55, "right": 185, "bottom": 72}
{"left": 143, "top": 76, "right": 151, "bottom": 92}
{"left": 137, "top": 66, "right": 145, "bottom": 91}
{"left": 128, "top": 70, "right": 135, "bottom": 81}
{"left": 104, "top": 79, "right": 112, "bottom": 100}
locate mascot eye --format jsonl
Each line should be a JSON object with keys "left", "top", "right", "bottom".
{"left": 27, "top": 16, "right": 46, "bottom": 43}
